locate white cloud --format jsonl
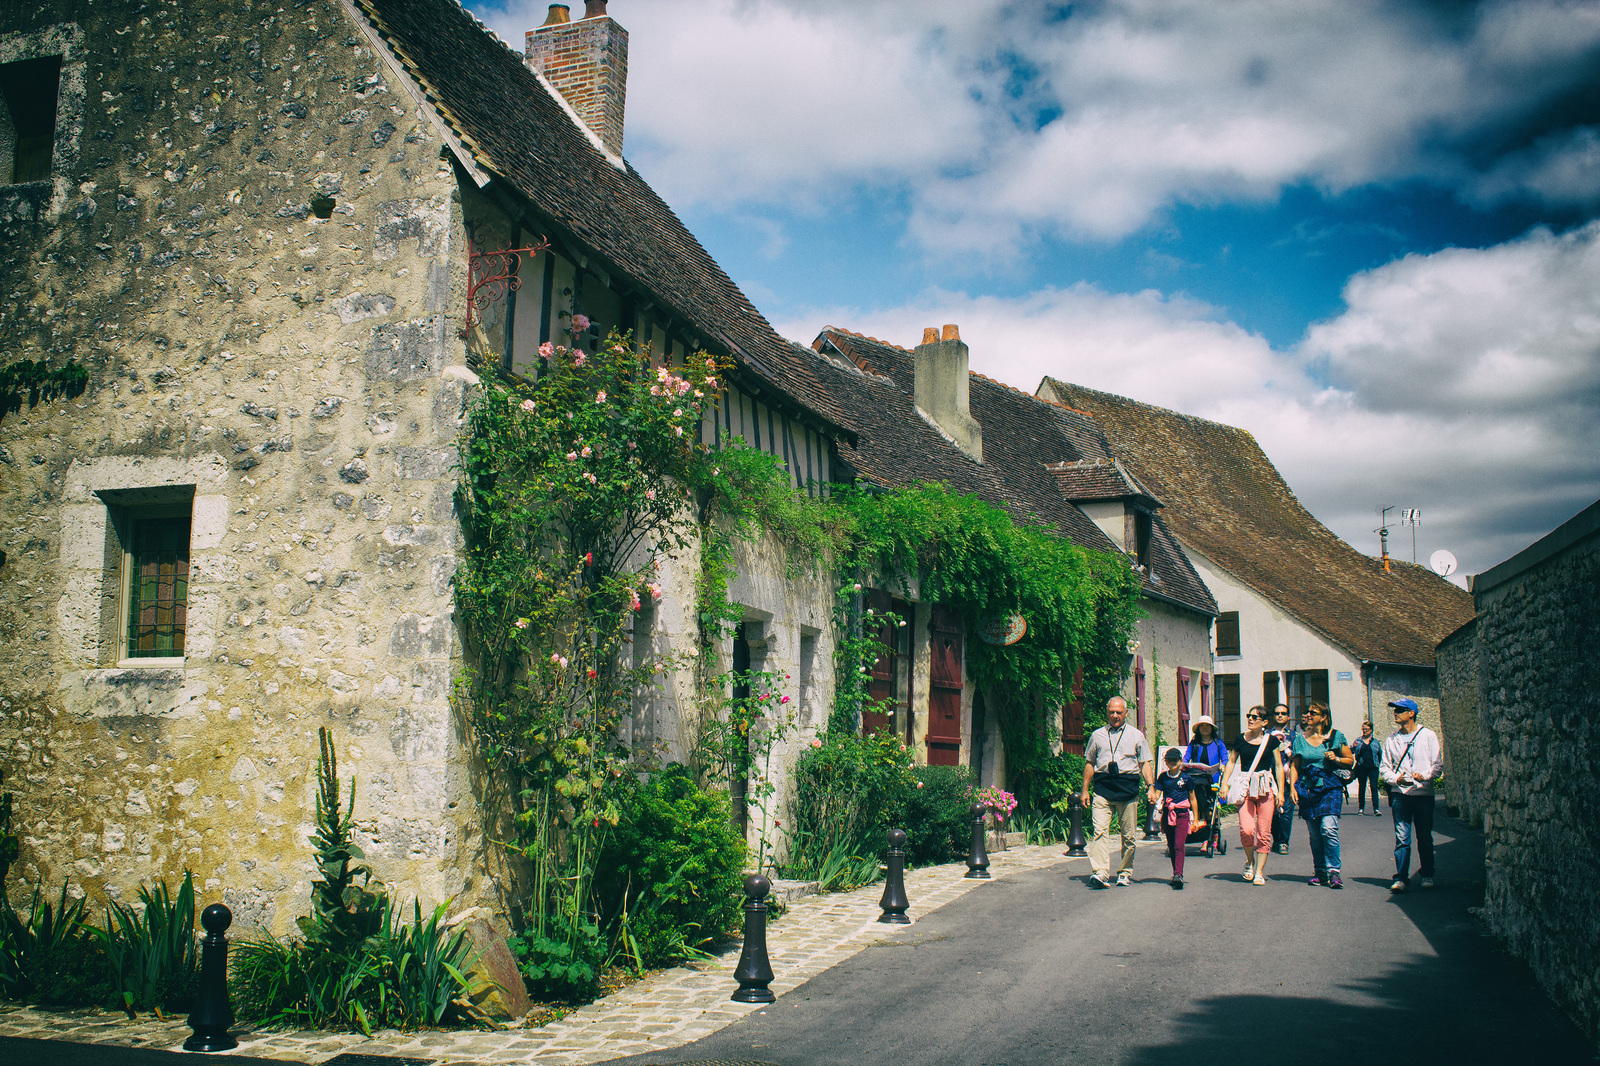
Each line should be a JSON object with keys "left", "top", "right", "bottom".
{"left": 774, "top": 222, "right": 1600, "bottom": 577}
{"left": 475, "top": 0, "right": 1600, "bottom": 249}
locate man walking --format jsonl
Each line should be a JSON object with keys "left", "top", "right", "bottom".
{"left": 1080, "top": 696, "right": 1154, "bottom": 888}
{"left": 1269, "top": 704, "right": 1296, "bottom": 853}
{"left": 1380, "top": 697, "right": 1442, "bottom": 891}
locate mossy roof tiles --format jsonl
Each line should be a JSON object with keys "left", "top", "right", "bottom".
{"left": 1039, "top": 377, "right": 1473, "bottom": 667}
{"left": 813, "top": 330, "right": 1216, "bottom": 617}
{"left": 356, "top": 0, "right": 849, "bottom": 435}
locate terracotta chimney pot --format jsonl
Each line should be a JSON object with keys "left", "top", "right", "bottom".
{"left": 922, "top": 327, "right": 939, "bottom": 345}
{"left": 542, "top": 4, "right": 571, "bottom": 25}
{"left": 942, "top": 324, "right": 960, "bottom": 341}
{"left": 584, "top": 0, "right": 609, "bottom": 17}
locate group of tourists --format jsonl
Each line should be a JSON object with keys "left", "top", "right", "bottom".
{"left": 1079, "top": 694, "right": 1442, "bottom": 892}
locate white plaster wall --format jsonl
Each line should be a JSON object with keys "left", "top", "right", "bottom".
{"left": 1125, "top": 597, "right": 1215, "bottom": 751}
{"left": 1187, "top": 546, "right": 1368, "bottom": 740}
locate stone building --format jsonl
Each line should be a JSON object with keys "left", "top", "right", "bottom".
{"left": 1435, "top": 499, "right": 1600, "bottom": 1047}
{"left": 807, "top": 328, "right": 1217, "bottom": 776}
{"left": 1037, "top": 378, "right": 1474, "bottom": 743}
{"left": 0, "top": 0, "right": 847, "bottom": 927}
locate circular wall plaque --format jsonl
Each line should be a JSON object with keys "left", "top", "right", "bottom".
{"left": 977, "top": 613, "right": 1027, "bottom": 646}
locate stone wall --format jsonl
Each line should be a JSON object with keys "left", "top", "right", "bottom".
{"left": 0, "top": 0, "right": 479, "bottom": 930}
{"left": 1440, "top": 501, "right": 1600, "bottom": 1045}
{"left": 1435, "top": 619, "right": 1483, "bottom": 826}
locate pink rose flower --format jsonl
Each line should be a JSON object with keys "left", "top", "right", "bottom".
{"left": 645, "top": 488, "right": 656, "bottom": 500}
{"left": 673, "top": 408, "right": 683, "bottom": 417}
{"left": 595, "top": 390, "right": 607, "bottom": 403}
{"left": 539, "top": 341, "right": 554, "bottom": 358}
{"left": 573, "top": 351, "right": 586, "bottom": 367}
{"left": 629, "top": 590, "right": 642, "bottom": 611}
{"left": 521, "top": 399, "right": 536, "bottom": 413}
{"left": 674, "top": 426, "right": 683, "bottom": 436}
{"left": 647, "top": 582, "right": 663, "bottom": 601}
{"left": 581, "top": 445, "right": 592, "bottom": 457}
{"left": 779, "top": 695, "right": 790, "bottom": 704}
{"left": 811, "top": 738, "right": 822, "bottom": 748}
{"left": 566, "top": 451, "right": 577, "bottom": 461}
{"left": 572, "top": 313, "right": 590, "bottom": 331}
{"left": 514, "top": 618, "right": 529, "bottom": 629}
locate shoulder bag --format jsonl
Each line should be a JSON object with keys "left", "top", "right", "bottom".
{"left": 1093, "top": 728, "right": 1142, "bottom": 803}
{"left": 1225, "top": 735, "right": 1271, "bottom": 806}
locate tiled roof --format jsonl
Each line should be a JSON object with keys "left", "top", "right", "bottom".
{"left": 1048, "top": 459, "right": 1160, "bottom": 506}
{"left": 1038, "top": 377, "right": 1473, "bottom": 667}
{"left": 354, "top": 0, "right": 850, "bottom": 436}
{"left": 811, "top": 330, "right": 1217, "bottom": 617}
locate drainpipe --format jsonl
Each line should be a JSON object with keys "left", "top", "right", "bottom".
{"left": 1362, "top": 660, "right": 1374, "bottom": 727}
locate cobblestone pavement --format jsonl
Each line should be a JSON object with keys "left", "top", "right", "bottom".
{"left": 0, "top": 839, "right": 1122, "bottom": 1063}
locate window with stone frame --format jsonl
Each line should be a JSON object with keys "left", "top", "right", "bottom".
{"left": 0, "top": 54, "right": 62, "bottom": 185}
{"left": 97, "top": 486, "right": 195, "bottom": 662}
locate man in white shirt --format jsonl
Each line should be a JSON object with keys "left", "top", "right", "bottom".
{"left": 1379, "top": 697, "right": 1442, "bottom": 892}
{"left": 1079, "top": 696, "right": 1154, "bottom": 888}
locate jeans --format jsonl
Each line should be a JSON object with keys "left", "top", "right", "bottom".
{"left": 1163, "top": 807, "right": 1191, "bottom": 878}
{"left": 1356, "top": 768, "right": 1382, "bottom": 810}
{"left": 1391, "top": 792, "right": 1436, "bottom": 881}
{"left": 1089, "top": 795, "right": 1139, "bottom": 878}
{"left": 1273, "top": 794, "right": 1295, "bottom": 849}
{"left": 1306, "top": 814, "right": 1341, "bottom": 874}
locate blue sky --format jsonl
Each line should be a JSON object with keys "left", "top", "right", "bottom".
{"left": 470, "top": 0, "right": 1600, "bottom": 580}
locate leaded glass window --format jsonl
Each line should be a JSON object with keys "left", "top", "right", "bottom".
{"left": 125, "top": 517, "right": 190, "bottom": 657}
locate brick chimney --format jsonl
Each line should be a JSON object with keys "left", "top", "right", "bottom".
{"left": 525, "top": 2, "right": 629, "bottom": 157}
{"left": 913, "top": 324, "right": 983, "bottom": 463}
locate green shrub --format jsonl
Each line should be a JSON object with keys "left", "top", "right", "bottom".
{"left": 595, "top": 764, "right": 746, "bottom": 970}
{"left": 233, "top": 898, "right": 470, "bottom": 1033}
{"left": 507, "top": 928, "right": 602, "bottom": 1002}
{"left": 0, "top": 882, "right": 113, "bottom": 1007}
{"left": 230, "top": 732, "right": 471, "bottom": 1032}
{"left": 897, "top": 766, "right": 976, "bottom": 866}
{"left": 95, "top": 871, "right": 201, "bottom": 1015}
{"left": 786, "top": 731, "right": 916, "bottom": 884}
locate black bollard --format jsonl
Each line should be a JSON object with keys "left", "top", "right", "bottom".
{"left": 731, "top": 873, "right": 775, "bottom": 1003}
{"left": 964, "top": 802, "right": 991, "bottom": 879}
{"left": 184, "top": 903, "right": 237, "bottom": 1052}
{"left": 878, "top": 828, "right": 910, "bottom": 924}
{"left": 1065, "top": 793, "right": 1088, "bottom": 857}
{"left": 1141, "top": 795, "right": 1163, "bottom": 841}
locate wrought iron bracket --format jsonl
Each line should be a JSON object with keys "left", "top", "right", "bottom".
{"left": 460, "top": 235, "right": 551, "bottom": 343}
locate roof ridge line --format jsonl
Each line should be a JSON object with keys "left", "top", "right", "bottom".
{"left": 1044, "top": 375, "right": 1251, "bottom": 438}
{"left": 822, "top": 326, "right": 914, "bottom": 353}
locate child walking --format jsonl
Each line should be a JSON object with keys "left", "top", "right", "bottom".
{"left": 1151, "top": 747, "right": 1206, "bottom": 889}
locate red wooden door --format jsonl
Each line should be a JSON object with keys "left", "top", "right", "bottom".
{"left": 1062, "top": 666, "right": 1086, "bottom": 755}
{"left": 926, "top": 605, "right": 963, "bottom": 766}
{"left": 864, "top": 588, "right": 894, "bottom": 736}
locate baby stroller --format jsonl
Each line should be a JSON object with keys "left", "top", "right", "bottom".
{"left": 1166, "top": 766, "right": 1227, "bottom": 859}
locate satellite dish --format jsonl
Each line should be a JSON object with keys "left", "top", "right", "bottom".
{"left": 1430, "top": 550, "right": 1457, "bottom": 577}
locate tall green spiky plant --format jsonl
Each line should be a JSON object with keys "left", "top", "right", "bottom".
{"left": 298, "top": 728, "right": 386, "bottom": 952}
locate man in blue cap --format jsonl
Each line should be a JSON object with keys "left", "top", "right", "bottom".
{"left": 1379, "top": 697, "right": 1442, "bottom": 891}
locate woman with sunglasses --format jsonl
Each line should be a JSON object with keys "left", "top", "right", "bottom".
{"left": 1288, "top": 701, "right": 1353, "bottom": 888}
{"left": 1219, "top": 705, "right": 1284, "bottom": 885}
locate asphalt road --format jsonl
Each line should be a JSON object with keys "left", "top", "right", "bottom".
{"left": 602, "top": 806, "right": 1595, "bottom": 1066}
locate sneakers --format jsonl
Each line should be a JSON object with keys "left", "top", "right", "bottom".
{"left": 1307, "top": 874, "right": 1322, "bottom": 887}
{"left": 1116, "top": 871, "right": 1132, "bottom": 887}
{"left": 1171, "top": 875, "right": 1184, "bottom": 890}
{"left": 1089, "top": 873, "right": 1112, "bottom": 889}
{"left": 1329, "top": 873, "right": 1343, "bottom": 889}
{"left": 1389, "top": 878, "right": 1407, "bottom": 893}
{"left": 1276, "top": 843, "right": 1290, "bottom": 855}
{"left": 1419, "top": 876, "right": 1435, "bottom": 889}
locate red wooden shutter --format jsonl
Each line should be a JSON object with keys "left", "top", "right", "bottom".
{"left": 1177, "top": 666, "right": 1191, "bottom": 745}
{"left": 1134, "top": 654, "right": 1146, "bottom": 733}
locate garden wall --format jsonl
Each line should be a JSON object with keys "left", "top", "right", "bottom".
{"left": 1445, "top": 500, "right": 1600, "bottom": 1046}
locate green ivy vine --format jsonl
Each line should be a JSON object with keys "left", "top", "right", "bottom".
{"left": 0, "top": 358, "right": 88, "bottom": 423}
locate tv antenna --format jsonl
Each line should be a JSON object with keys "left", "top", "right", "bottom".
{"left": 1375, "top": 506, "right": 1394, "bottom": 572}
{"left": 1400, "top": 508, "right": 1421, "bottom": 563}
